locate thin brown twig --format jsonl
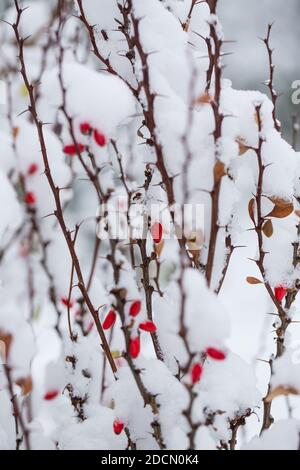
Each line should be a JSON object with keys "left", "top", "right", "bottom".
{"left": 75, "top": 0, "right": 136, "bottom": 96}
{"left": 182, "top": 0, "right": 199, "bottom": 32}
{"left": 249, "top": 106, "right": 291, "bottom": 434}
{"left": 108, "top": 240, "right": 166, "bottom": 449}
{"left": 261, "top": 24, "right": 281, "bottom": 132}
{"left": 4, "top": 365, "right": 30, "bottom": 450}
{"left": 205, "top": 0, "right": 225, "bottom": 287}
{"left": 12, "top": 0, "right": 117, "bottom": 375}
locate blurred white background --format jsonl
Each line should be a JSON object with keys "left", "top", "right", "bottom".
{"left": 219, "top": 0, "right": 300, "bottom": 147}
{"left": 1, "top": 0, "right": 299, "bottom": 144}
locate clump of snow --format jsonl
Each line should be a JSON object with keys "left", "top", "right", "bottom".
{"left": 40, "top": 63, "right": 135, "bottom": 142}
{"left": 242, "top": 420, "right": 300, "bottom": 450}
{"left": 0, "top": 171, "right": 22, "bottom": 245}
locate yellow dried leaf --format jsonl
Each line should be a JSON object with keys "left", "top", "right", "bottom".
{"left": 111, "top": 350, "right": 122, "bottom": 359}
{"left": 20, "top": 83, "right": 29, "bottom": 97}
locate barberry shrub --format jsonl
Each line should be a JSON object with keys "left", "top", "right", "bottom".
{"left": 0, "top": 0, "right": 300, "bottom": 451}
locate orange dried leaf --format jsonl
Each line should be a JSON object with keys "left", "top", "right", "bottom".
{"left": 213, "top": 161, "right": 226, "bottom": 184}
{"left": 193, "top": 92, "right": 213, "bottom": 105}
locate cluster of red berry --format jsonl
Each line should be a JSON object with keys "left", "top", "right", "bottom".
{"left": 63, "top": 122, "right": 107, "bottom": 156}
{"left": 102, "top": 300, "right": 157, "bottom": 361}
{"left": 23, "top": 123, "right": 107, "bottom": 207}
{"left": 24, "top": 163, "right": 39, "bottom": 206}
{"left": 190, "top": 347, "right": 227, "bottom": 385}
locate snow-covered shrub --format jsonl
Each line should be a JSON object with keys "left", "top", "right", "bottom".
{"left": 0, "top": 0, "right": 300, "bottom": 450}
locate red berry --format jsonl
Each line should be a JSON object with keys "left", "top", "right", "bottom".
{"left": 129, "top": 336, "right": 140, "bottom": 359}
{"left": 103, "top": 310, "right": 116, "bottom": 330}
{"left": 206, "top": 347, "right": 226, "bottom": 361}
{"left": 129, "top": 300, "right": 141, "bottom": 317}
{"left": 87, "top": 322, "right": 94, "bottom": 333}
{"left": 24, "top": 191, "right": 36, "bottom": 205}
{"left": 44, "top": 390, "right": 59, "bottom": 401}
{"left": 61, "top": 297, "right": 74, "bottom": 309}
{"left": 63, "top": 143, "right": 85, "bottom": 155}
{"left": 19, "top": 240, "right": 30, "bottom": 257}
{"left": 113, "top": 419, "right": 124, "bottom": 435}
{"left": 274, "top": 285, "right": 287, "bottom": 302}
{"left": 27, "top": 163, "right": 38, "bottom": 175}
{"left": 139, "top": 320, "right": 157, "bottom": 333}
{"left": 94, "top": 129, "right": 106, "bottom": 147}
{"left": 191, "top": 363, "right": 203, "bottom": 384}
{"left": 80, "top": 122, "right": 92, "bottom": 135}
{"left": 151, "top": 222, "right": 163, "bottom": 244}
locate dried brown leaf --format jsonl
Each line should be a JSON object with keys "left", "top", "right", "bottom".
{"left": 183, "top": 21, "right": 190, "bottom": 32}
{"left": 0, "top": 330, "right": 12, "bottom": 358}
{"left": 12, "top": 127, "right": 19, "bottom": 140}
{"left": 267, "top": 203, "right": 294, "bottom": 219}
{"left": 265, "top": 385, "right": 299, "bottom": 403}
{"left": 269, "top": 196, "right": 293, "bottom": 208}
{"left": 155, "top": 240, "right": 164, "bottom": 258}
{"left": 236, "top": 138, "right": 250, "bottom": 156}
{"left": 193, "top": 92, "right": 213, "bottom": 105}
{"left": 15, "top": 376, "right": 33, "bottom": 396}
{"left": 248, "top": 198, "right": 255, "bottom": 223}
{"left": 246, "top": 276, "right": 262, "bottom": 285}
{"left": 262, "top": 219, "right": 273, "bottom": 238}
{"left": 186, "top": 230, "right": 204, "bottom": 251}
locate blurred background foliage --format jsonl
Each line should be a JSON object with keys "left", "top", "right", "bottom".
{"left": 1, "top": 0, "right": 299, "bottom": 147}
{"left": 220, "top": 0, "right": 300, "bottom": 148}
